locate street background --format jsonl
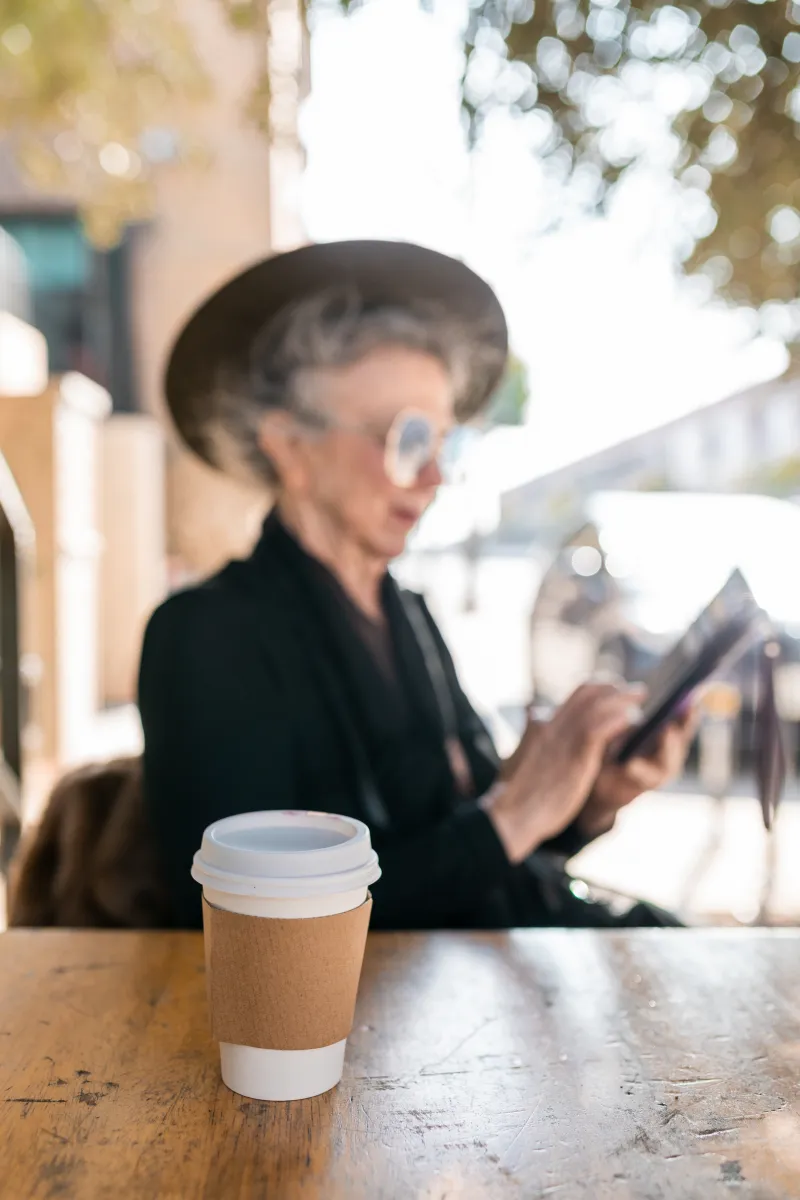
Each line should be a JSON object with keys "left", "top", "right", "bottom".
{"left": 396, "top": 546, "right": 800, "bottom": 926}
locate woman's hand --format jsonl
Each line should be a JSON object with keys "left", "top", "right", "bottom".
{"left": 577, "top": 706, "right": 697, "bottom": 839}
{"left": 483, "top": 684, "right": 641, "bottom": 863}
{"left": 498, "top": 708, "right": 547, "bottom": 782}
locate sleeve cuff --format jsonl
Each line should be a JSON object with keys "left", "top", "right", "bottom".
{"left": 452, "top": 801, "right": 513, "bottom": 886}
{"left": 540, "top": 818, "right": 594, "bottom": 860}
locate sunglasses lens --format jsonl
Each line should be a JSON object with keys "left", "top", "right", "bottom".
{"left": 387, "top": 414, "right": 435, "bottom": 487}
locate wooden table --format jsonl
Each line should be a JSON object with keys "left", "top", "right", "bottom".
{"left": 2, "top": 930, "right": 800, "bottom": 1199}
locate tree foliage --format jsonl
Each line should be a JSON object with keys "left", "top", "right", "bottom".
{"left": 483, "top": 352, "right": 530, "bottom": 425}
{"left": 0, "top": 1, "right": 209, "bottom": 245}
{"left": 5, "top": 0, "right": 800, "bottom": 320}
{"left": 462, "top": 0, "right": 800, "bottom": 315}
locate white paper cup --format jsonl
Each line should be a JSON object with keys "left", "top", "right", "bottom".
{"left": 191, "top": 810, "right": 381, "bottom": 1102}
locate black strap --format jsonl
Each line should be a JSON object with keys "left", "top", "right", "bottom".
{"left": 231, "top": 567, "right": 393, "bottom": 834}
{"left": 398, "top": 591, "right": 459, "bottom": 741}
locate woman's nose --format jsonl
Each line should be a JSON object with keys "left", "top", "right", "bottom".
{"left": 416, "top": 457, "right": 444, "bottom": 489}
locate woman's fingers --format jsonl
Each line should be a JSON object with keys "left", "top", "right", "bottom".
{"left": 617, "top": 756, "right": 666, "bottom": 793}
{"left": 568, "top": 689, "right": 644, "bottom": 750}
{"left": 499, "top": 713, "right": 546, "bottom": 780}
{"left": 624, "top": 717, "right": 696, "bottom": 789}
{"left": 646, "top": 713, "right": 697, "bottom": 772}
{"left": 565, "top": 680, "right": 646, "bottom": 709}
{"left": 561, "top": 683, "right": 645, "bottom": 740}
{"left": 563, "top": 682, "right": 624, "bottom": 712}
{"left": 495, "top": 681, "right": 670, "bottom": 864}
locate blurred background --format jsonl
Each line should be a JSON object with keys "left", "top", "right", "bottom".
{"left": 1, "top": 0, "right": 799, "bottom": 926}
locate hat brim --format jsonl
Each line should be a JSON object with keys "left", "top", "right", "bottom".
{"left": 164, "top": 239, "right": 509, "bottom": 472}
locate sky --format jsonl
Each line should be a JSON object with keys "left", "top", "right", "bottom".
{"left": 299, "top": 0, "right": 787, "bottom": 490}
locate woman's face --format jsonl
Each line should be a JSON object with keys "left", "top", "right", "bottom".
{"left": 268, "top": 344, "right": 454, "bottom": 561}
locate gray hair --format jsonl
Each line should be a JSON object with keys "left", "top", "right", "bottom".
{"left": 207, "top": 286, "right": 481, "bottom": 487}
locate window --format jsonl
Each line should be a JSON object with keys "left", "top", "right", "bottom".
{"left": 0, "top": 228, "right": 30, "bottom": 320}
{"left": 0, "top": 214, "right": 136, "bottom": 411}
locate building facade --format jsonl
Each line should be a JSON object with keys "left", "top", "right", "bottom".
{"left": 0, "top": 0, "right": 307, "bottom": 712}
{"left": 500, "top": 374, "right": 800, "bottom": 544}
{"left": 0, "top": 0, "right": 307, "bottom": 574}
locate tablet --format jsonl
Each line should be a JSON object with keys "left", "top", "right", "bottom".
{"left": 614, "top": 569, "right": 770, "bottom": 764}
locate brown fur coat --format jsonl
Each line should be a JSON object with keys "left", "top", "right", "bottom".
{"left": 8, "top": 757, "right": 169, "bottom": 928}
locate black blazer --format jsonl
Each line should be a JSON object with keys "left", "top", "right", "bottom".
{"left": 139, "top": 516, "right": 587, "bottom": 930}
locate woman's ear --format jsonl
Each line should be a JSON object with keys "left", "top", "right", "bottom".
{"left": 258, "top": 411, "right": 310, "bottom": 492}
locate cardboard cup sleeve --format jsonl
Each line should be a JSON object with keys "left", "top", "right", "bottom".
{"left": 202, "top": 895, "right": 373, "bottom": 1051}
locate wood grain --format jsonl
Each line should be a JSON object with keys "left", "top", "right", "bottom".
{"left": 2, "top": 929, "right": 800, "bottom": 1199}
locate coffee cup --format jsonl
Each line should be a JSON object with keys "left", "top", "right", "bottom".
{"left": 191, "top": 809, "right": 381, "bottom": 1101}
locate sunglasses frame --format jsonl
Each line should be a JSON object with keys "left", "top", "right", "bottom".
{"left": 294, "top": 405, "right": 453, "bottom": 489}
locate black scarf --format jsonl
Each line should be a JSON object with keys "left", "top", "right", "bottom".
{"left": 245, "top": 514, "right": 499, "bottom": 836}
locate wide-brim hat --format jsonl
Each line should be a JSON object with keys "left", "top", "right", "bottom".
{"left": 164, "top": 239, "right": 509, "bottom": 473}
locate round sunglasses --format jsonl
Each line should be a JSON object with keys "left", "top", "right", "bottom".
{"left": 296, "top": 407, "right": 457, "bottom": 488}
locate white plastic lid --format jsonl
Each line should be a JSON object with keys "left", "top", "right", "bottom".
{"left": 190, "top": 810, "right": 381, "bottom": 898}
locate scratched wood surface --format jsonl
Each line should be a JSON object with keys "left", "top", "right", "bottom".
{"left": 2, "top": 930, "right": 800, "bottom": 1199}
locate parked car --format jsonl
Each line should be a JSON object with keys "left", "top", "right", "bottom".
{"left": 529, "top": 492, "right": 800, "bottom": 769}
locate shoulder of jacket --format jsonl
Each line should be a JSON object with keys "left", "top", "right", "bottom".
{"left": 144, "top": 559, "right": 296, "bottom": 656}
{"left": 145, "top": 567, "right": 240, "bottom": 634}
{"left": 146, "top": 575, "right": 226, "bottom": 626}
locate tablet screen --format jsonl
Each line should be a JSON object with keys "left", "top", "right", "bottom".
{"left": 615, "top": 569, "right": 768, "bottom": 764}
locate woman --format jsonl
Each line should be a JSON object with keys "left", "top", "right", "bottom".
{"left": 140, "top": 240, "right": 691, "bottom": 931}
